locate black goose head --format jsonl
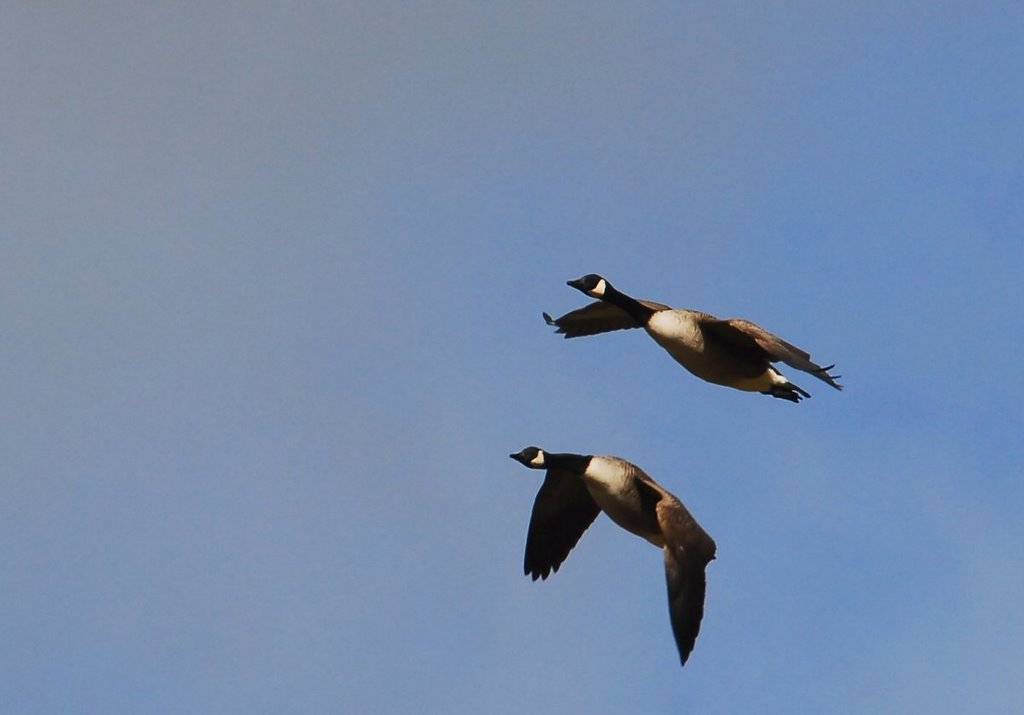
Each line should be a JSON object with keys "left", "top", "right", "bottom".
{"left": 509, "top": 447, "right": 591, "bottom": 473}
{"left": 567, "top": 273, "right": 610, "bottom": 299}
{"left": 509, "top": 446, "right": 547, "bottom": 468}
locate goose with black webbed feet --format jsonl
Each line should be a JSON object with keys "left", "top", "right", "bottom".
{"left": 544, "top": 274, "right": 843, "bottom": 402}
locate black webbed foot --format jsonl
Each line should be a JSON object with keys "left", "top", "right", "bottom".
{"left": 762, "top": 383, "right": 810, "bottom": 403}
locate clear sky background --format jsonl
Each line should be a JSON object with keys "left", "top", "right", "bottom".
{"left": 3, "top": 4, "right": 1023, "bottom": 713}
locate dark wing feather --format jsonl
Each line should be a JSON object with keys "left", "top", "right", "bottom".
{"left": 524, "top": 469, "right": 601, "bottom": 581}
{"left": 657, "top": 496, "right": 717, "bottom": 667}
{"left": 664, "top": 552, "right": 709, "bottom": 667}
{"left": 543, "top": 300, "right": 671, "bottom": 338}
{"left": 700, "top": 318, "right": 843, "bottom": 390}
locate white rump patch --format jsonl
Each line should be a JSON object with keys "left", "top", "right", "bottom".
{"left": 731, "top": 368, "right": 787, "bottom": 392}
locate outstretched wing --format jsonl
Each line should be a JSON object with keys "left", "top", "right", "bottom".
{"left": 700, "top": 318, "right": 843, "bottom": 390}
{"left": 663, "top": 550, "right": 709, "bottom": 667}
{"left": 524, "top": 469, "right": 601, "bottom": 580}
{"left": 656, "top": 494, "right": 717, "bottom": 667}
{"left": 543, "top": 300, "right": 671, "bottom": 339}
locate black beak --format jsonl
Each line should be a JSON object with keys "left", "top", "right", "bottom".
{"left": 567, "top": 278, "right": 585, "bottom": 291}
{"left": 509, "top": 449, "right": 532, "bottom": 465}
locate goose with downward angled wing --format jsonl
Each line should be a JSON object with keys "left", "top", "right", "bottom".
{"left": 510, "top": 446, "right": 716, "bottom": 667}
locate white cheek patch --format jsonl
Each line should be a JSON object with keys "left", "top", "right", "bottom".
{"left": 529, "top": 451, "right": 546, "bottom": 467}
{"left": 591, "top": 278, "right": 607, "bottom": 297}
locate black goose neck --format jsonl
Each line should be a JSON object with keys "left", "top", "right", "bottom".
{"left": 602, "top": 283, "right": 656, "bottom": 325}
{"left": 545, "top": 453, "right": 593, "bottom": 474}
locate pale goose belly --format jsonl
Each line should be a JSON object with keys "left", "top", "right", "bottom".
{"left": 646, "top": 310, "right": 780, "bottom": 392}
{"left": 583, "top": 459, "right": 664, "bottom": 547}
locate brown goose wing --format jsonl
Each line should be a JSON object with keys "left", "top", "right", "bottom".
{"left": 655, "top": 491, "right": 717, "bottom": 667}
{"left": 543, "top": 300, "right": 671, "bottom": 338}
{"left": 700, "top": 317, "right": 843, "bottom": 390}
{"left": 524, "top": 469, "right": 601, "bottom": 581}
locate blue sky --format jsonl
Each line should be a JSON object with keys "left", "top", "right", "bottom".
{"left": 2, "top": 3, "right": 1023, "bottom": 713}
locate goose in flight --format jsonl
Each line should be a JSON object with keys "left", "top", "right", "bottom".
{"left": 510, "top": 446, "right": 716, "bottom": 666}
{"left": 544, "top": 274, "right": 842, "bottom": 402}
